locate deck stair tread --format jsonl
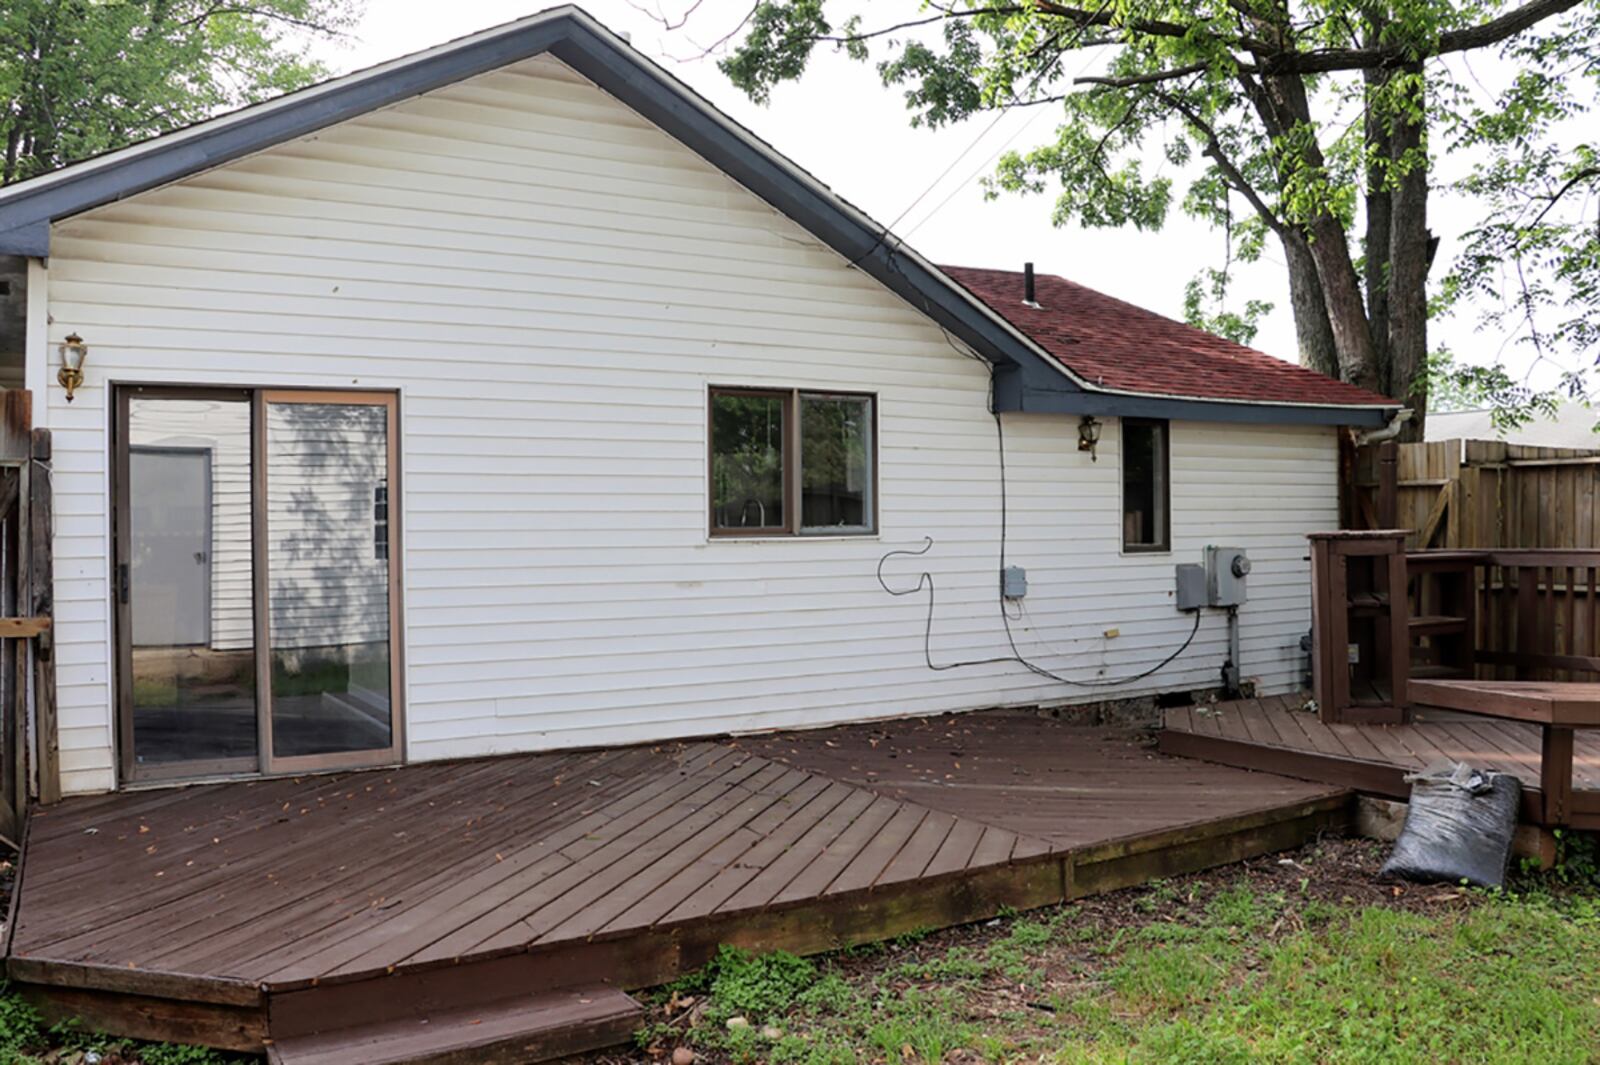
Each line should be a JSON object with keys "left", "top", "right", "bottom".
{"left": 265, "top": 984, "right": 641, "bottom": 1065}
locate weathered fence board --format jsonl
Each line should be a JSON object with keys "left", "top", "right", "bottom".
{"left": 1348, "top": 437, "right": 1600, "bottom": 688}
{"left": 1350, "top": 438, "right": 1600, "bottom": 551}
{"left": 0, "top": 390, "right": 56, "bottom": 835}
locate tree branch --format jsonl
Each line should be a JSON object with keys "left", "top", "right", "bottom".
{"left": 1076, "top": 63, "right": 1224, "bottom": 88}
{"left": 1257, "top": 0, "right": 1585, "bottom": 72}
{"left": 808, "top": 0, "right": 1584, "bottom": 80}
{"left": 1531, "top": 166, "right": 1600, "bottom": 225}
{"left": 1149, "top": 87, "right": 1286, "bottom": 236}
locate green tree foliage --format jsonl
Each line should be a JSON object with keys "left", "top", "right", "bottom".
{"left": 0, "top": 0, "right": 361, "bottom": 186}
{"left": 709, "top": 0, "right": 1600, "bottom": 438}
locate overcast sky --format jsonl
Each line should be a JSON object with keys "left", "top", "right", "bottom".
{"left": 307, "top": 0, "right": 1534, "bottom": 379}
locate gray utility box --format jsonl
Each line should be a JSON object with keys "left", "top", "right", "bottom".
{"left": 1205, "top": 546, "right": 1251, "bottom": 607}
{"left": 1002, "top": 565, "right": 1027, "bottom": 600}
{"left": 1174, "top": 563, "right": 1206, "bottom": 611}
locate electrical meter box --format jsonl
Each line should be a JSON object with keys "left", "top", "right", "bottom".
{"left": 1205, "top": 546, "right": 1251, "bottom": 607}
{"left": 1174, "top": 563, "right": 1206, "bottom": 611}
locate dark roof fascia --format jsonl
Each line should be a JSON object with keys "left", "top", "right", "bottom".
{"left": 997, "top": 372, "right": 1395, "bottom": 427}
{"left": 0, "top": 222, "right": 48, "bottom": 257}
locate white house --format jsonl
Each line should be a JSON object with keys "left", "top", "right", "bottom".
{"left": 0, "top": 6, "right": 1399, "bottom": 796}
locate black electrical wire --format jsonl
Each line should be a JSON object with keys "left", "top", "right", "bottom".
{"left": 875, "top": 335, "right": 1204, "bottom": 687}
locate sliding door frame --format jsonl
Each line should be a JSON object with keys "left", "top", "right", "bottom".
{"left": 114, "top": 385, "right": 258, "bottom": 785}
{"left": 113, "top": 384, "right": 404, "bottom": 786}
{"left": 256, "top": 390, "right": 404, "bottom": 776}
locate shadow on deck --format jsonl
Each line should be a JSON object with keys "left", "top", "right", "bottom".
{"left": 4, "top": 710, "right": 1351, "bottom": 1061}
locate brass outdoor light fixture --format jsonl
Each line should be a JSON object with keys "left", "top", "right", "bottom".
{"left": 1077, "top": 414, "right": 1102, "bottom": 461}
{"left": 57, "top": 334, "right": 87, "bottom": 403}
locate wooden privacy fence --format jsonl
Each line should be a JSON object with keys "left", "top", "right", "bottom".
{"left": 0, "top": 390, "right": 55, "bottom": 843}
{"left": 1343, "top": 437, "right": 1600, "bottom": 691}
{"left": 1348, "top": 437, "right": 1600, "bottom": 551}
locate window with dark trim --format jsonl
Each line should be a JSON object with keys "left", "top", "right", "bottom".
{"left": 709, "top": 387, "right": 876, "bottom": 536}
{"left": 1121, "top": 418, "right": 1169, "bottom": 552}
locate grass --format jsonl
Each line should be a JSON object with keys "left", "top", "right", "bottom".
{"left": 622, "top": 839, "right": 1600, "bottom": 1065}
{"left": 0, "top": 983, "right": 249, "bottom": 1065}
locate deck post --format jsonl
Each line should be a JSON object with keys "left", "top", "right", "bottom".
{"left": 1541, "top": 724, "right": 1574, "bottom": 825}
{"left": 1377, "top": 441, "right": 1399, "bottom": 529}
{"left": 1308, "top": 530, "right": 1410, "bottom": 724}
{"left": 1386, "top": 548, "right": 1410, "bottom": 710}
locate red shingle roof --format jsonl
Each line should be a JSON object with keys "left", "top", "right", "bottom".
{"left": 941, "top": 265, "right": 1394, "bottom": 408}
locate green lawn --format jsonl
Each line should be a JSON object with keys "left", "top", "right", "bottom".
{"left": 627, "top": 838, "right": 1600, "bottom": 1065}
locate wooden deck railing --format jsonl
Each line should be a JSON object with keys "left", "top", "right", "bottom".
{"left": 1407, "top": 549, "right": 1600, "bottom": 682}
{"left": 1302, "top": 541, "right": 1600, "bottom": 823}
{"left": 1410, "top": 548, "right": 1600, "bottom": 825}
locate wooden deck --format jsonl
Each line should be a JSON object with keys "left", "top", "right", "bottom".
{"left": 5, "top": 712, "right": 1350, "bottom": 1058}
{"left": 1161, "top": 693, "right": 1600, "bottom": 829}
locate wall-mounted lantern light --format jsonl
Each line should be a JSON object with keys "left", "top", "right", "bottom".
{"left": 1077, "top": 415, "right": 1102, "bottom": 461}
{"left": 58, "top": 333, "right": 88, "bottom": 403}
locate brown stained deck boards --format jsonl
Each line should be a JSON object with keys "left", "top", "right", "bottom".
{"left": 1161, "top": 695, "right": 1600, "bottom": 819}
{"left": 733, "top": 711, "right": 1343, "bottom": 849}
{"left": 9, "top": 711, "right": 1351, "bottom": 1052}
{"left": 10, "top": 739, "right": 1052, "bottom": 994}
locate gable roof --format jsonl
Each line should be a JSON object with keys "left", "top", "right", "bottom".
{"left": 0, "top": 5, "right": 1396, "bottom": 428}
{"left": 944, "top": 266, "right": 1393, "bottom": 409}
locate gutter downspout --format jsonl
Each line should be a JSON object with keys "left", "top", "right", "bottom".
{"left": 1354, "top": 407, "right": 1413, "bottom": 446}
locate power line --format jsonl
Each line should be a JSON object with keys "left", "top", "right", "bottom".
{"left": 900, "top": 105, "right": 1053, "bottom": 240}
{"left": 900, "top": 43, "right": 1114, "bottom": 240}
{"left": 867, "top": 3, "right": 1115, "bottom": 253}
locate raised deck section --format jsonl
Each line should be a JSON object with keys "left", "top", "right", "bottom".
{"left": 1161, "top": 693, "right": 1600, "bottom": 828}
{"left": 6, "top": 712, "right": 1350, "bottom": 1058}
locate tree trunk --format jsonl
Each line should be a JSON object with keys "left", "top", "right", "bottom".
{"left": 1245, "top": 69, "right": 1383, "bottom": 391}
{"left": 1363, "top": 50, "right": 1392, "bottom": 391}
{"left": 1304, "top": 215, "right": 1383, "bottom": 393}
{"left": 1388, "top": 62, "right": 1429, "bottom": 440}
{"left": 1281, "top": 228, "right": 1340, "bottom": 377}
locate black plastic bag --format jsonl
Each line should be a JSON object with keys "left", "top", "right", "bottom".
{"left": 1378, "top": 762, "right": 1522, "bottom": 889}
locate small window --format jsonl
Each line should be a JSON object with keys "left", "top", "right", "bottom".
{"left": 710, "top": 387, "right": 876, "bottom": 536}
{"left": 373, "top": 482, "right": 389, "bottom": 561}
{"left": 1122, "top": 419, "right": 1169, "bottom": 552}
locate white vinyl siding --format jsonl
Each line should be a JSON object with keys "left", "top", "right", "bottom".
{"left": 40, "top": 56, "right": 1337, "bottom": 794}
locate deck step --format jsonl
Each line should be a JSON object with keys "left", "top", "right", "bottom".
{"left": 266, "top": 985, "right": 642, "bottom": 1065}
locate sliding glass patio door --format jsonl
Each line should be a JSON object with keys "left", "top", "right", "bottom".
{"left": 116, "top": 387, "right": 402, "bottom": 783}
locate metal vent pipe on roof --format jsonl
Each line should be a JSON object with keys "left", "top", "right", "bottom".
{"left": 1023, "top": 262, "right": 1036, "bottom": 306}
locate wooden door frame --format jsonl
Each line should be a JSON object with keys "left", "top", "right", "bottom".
{"left": 113, "top": 385, "right": 405, "bottom": 787}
